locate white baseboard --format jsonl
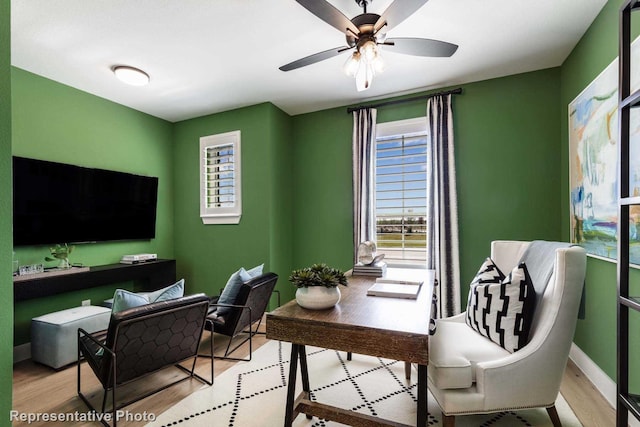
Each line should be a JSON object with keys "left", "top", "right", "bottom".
{"left": 569, "top": 342, "right": 640, "bottom": 427}
{"left": 14, "top": 342, "right": 31, "bottom": 363}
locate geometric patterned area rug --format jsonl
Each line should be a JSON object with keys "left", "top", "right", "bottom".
{"left": 146, "top": 340, "right": 582, "bottom": 427}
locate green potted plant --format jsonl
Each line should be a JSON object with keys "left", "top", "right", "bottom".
{"left": 45, "top": 243, "right": 74, "bottom": 269}
{"left": 289, "top": 263, "right": 347, "bottom": 309}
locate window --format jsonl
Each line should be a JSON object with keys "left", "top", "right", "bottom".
{"left": 200, "top": 130, "right": 242, "bottom": 224}
{"left": 375, "top": 118, "right": 428, "bottom": 266}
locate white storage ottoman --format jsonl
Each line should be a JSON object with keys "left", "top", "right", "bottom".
{"left": 31, "top": 305, "right": 111, "bottom": 369}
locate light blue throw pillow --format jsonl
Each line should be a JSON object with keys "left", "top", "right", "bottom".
{"left": 111, "top": 279, "right": 185, "bottom": 313}
{"left": 111, "top": 289, "right": 150, "bottom": 313}
{"left": 217, "top": 264, "right": 264, "bottom": 315}
{"left": 217, "top": 268, "right": 246, "bottom": 315}
{"left": 146, "top": 278, "right": 185, "bottom": 302}
{"left": 244, "top": 263, "right": 264, "bottom": 279}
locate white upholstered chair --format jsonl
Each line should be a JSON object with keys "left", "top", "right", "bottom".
{"left": 428, "top": 240, "right": 587, "bottom": 427}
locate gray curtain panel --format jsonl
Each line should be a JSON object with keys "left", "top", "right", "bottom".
{"left": 352, "top": 108, "right": 377, "bottom": 264}
{"left": 426, "top": 94, "right": 461, "bottom": 319}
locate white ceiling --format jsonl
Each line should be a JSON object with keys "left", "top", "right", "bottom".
{"left": 11, "top": 0, "right": 607, "bottom": 123}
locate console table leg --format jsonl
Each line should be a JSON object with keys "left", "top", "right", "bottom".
{"left": 284, "top": 343, "right": 300, "bottom": 427}
{"left": 417, "top": 364, "right": 428, "bottom": 426}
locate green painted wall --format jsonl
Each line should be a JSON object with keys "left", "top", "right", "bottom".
{"left": 172, "top": 102, "right": 294, "bottom": 303}
{"left": 0, "top": 0, "right": 13, "bottom": 418}
{"left": 267, "top": 106, "right": 294, "bottom": 301}
{"left": 291, "top": 68, "right": 562, "bottom": 306}
{"left": 11, "top": 68, "right": 174, "bottom": 345}
{"left": 561, "top": 0, "right": 640, "bottom": 386}
{"left": 454, "top": 70, "right": 562, "bottom": 298}
{"left": 291, "top": 107, "right": 354, "bottom": 274}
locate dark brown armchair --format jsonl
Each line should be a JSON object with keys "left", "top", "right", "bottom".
{"left": 77, "top": 293, "right": 213, "bottom": 427}
{"left": 205, "top": 272, "right": 279, "bottom": 361}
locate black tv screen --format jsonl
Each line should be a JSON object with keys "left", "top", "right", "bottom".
{"left": 13, "top": 156, "right": 159, "bottom": 246}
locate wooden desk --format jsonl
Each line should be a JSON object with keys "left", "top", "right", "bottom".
{"left": 266, "top": 270, "right": 434, "bottom": 427}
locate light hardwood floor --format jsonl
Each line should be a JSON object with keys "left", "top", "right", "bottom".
{"left": 561, "top": 359, "right": 616, "bottom": 426}
{"left": 12, "top": 325, "right": 615, "bottom": 427}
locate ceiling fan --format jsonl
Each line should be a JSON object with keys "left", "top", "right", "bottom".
{"left": 280, "top": 0, "right": 458, "bottom": 92}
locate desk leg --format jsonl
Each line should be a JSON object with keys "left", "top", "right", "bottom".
{"left": 299, "top": 345, "right": 310, "bottom": 392}
{"left": 284, "top": 343, "right": 300, "bottom": 427}
{"left": 298, "top": 346, "right": 313, "bottom": 419}
{"left": 417, "top": 364, "right": 428, "bottom": 427}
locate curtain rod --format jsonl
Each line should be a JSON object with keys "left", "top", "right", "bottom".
{"left": 346, "top": 87, "right": 463, "bottom": 114}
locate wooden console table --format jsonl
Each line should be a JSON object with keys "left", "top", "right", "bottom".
{"left": 266, "top": 270, "right": 434, "bottom": 427}
{"left": 13, "top": 259, "right": 176, "bottom": 302}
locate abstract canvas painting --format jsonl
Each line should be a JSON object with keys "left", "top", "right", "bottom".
{"left": 569, "top": 39, "right": 640, "bottom": 264}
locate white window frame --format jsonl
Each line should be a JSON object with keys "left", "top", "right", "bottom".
{"left": 199, "top": 130, "right": 242, "bottom": 225}
{"left": 375, "top": 117, "right": 428, "bottom": 267}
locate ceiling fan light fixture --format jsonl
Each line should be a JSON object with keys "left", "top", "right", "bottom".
{"left": 343, "top": 52, "right": 361, "bottom": 77}
{"left": 113, "top": 65, "right": 150, "bottom": 86}
{"left": 360, "top": 39, "right": 378, "bottom": 63}
{"left": 350, "top": 39, "right": 383, "bottom": 91}
{"left": 372, "top": 54, "right": 385, "bottom": 73}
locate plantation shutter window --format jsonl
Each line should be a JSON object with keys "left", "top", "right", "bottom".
{"left": 375, "top": 118, "right": 428, "bottom": 266}
{"left": 200, "top": 130, "right": 242, "bottom": 224}
{"left": 205, "top": 145, "right": 234, "bottom": 207}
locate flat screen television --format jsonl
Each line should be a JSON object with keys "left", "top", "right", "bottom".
{"left": 13, "top": 156, "right": 159, "bottom": 246}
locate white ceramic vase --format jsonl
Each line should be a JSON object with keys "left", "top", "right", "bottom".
{"left": 295, "top": 286, "right": 341, "bottom": 310}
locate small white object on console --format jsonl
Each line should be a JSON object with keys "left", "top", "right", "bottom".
{"left": 120, "top": 253, "right": 157, "bottom": 264}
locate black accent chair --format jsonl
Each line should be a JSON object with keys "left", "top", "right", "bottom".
{"left": 77, "top": 294, "right": 213, "bottom": 427}
{"left": 204, "top": 272, "right": 279, "bottom": 361}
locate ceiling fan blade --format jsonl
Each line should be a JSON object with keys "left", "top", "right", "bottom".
{"left": 382, "top": 38, "right": 458, "bottom": 57}
{"left": 279, "top": 46, "right": 350, "bottom": 72}
{"left": 295, "top": 0, "right": 359, "bottom": 35}
{"left": 374, "top": 0, "right": 428, "bottom": 33}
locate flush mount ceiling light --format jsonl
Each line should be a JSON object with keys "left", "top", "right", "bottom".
{"left": 279, "top": 0, "right": 458, "bottom": 92}
{"left": 112, "top": 65, "right": 150, "bottom": 86}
